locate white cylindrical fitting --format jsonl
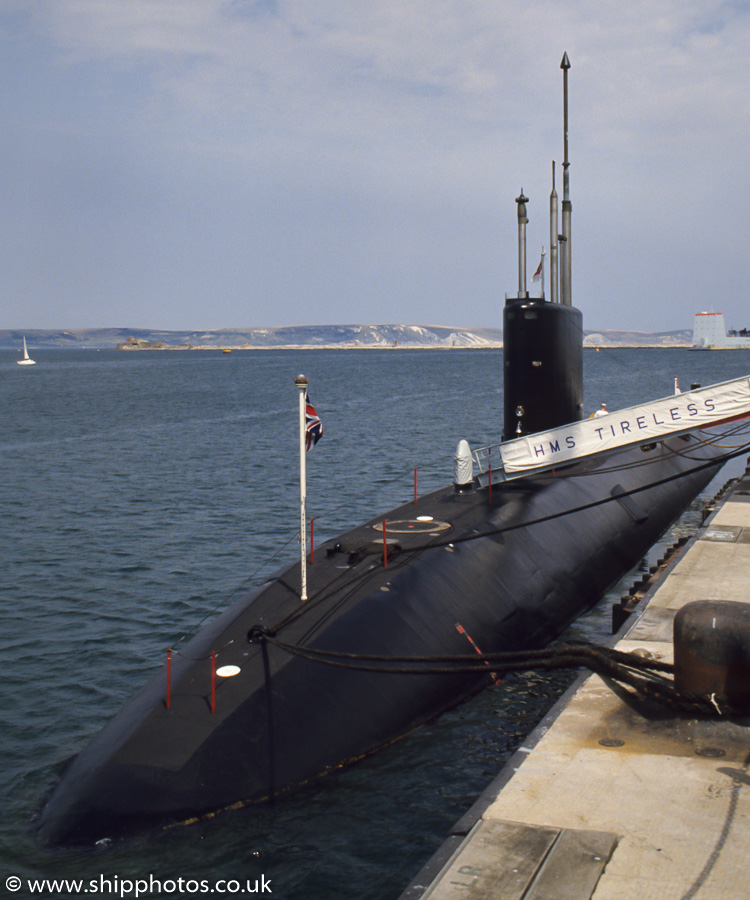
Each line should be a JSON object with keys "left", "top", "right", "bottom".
{"left": 454, "top": 439, "right": 474, "bottom": 487}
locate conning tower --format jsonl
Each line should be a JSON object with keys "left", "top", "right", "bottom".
{"left": 503, "top": 52, "right": 583, "bottom": 439}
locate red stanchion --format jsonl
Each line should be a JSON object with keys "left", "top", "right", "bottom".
{"left": 383, "top": 520, "right": 388, "bottom": 568}
{"left": 211, "top": 651, "right": 216, "bottom": 715}
{"left": 166, "top": 648, "right": 171, "bottom": 710}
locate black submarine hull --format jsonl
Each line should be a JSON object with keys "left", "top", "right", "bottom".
{"left": 36, "top": 431, "right": 726, "bottom": 845}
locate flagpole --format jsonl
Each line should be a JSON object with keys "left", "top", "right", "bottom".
{"left": 294, "top": 374, "right": 308, "bottom": 601}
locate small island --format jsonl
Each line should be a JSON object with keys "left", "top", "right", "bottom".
{"left": 116, "top": 336, "right": 170, "bottom": 350}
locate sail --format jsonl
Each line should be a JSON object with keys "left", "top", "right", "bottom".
{"left": 17, "top": 336, "right": 36, "bottom": 366}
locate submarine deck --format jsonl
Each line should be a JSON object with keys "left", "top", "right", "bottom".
{"left": 401, "top": 473, "right": 750, "bottom": 899}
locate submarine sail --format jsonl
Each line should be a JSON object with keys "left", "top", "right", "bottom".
{"left": 36, "top": 55, "right": 737, "bottom": 846}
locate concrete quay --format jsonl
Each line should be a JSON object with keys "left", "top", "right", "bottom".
{"left": 401, "top": 473, "right": 750, "bottom": 900}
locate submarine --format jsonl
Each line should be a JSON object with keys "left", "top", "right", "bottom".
{"left": 36, "top": 54, "right": 741, "bottom": 846}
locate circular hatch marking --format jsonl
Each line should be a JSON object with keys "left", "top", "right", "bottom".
{"left": 373, "top": 518, "right": 451, "bottom": 535}
{"left": 216, "top": 665, "right": 241, "bottom": 678}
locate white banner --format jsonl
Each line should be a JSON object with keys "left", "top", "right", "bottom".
{"left": 500, "top": 375, "right": 750, "bottom": 474}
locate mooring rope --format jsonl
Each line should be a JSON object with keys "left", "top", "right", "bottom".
{"left": 256, "top": 633, "right": 732, "bottom": 718}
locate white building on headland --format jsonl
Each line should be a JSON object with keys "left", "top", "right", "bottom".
{"left": 693, "top": 311, "right": 750, "bottom": 349}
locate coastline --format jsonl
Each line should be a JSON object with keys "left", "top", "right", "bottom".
{"left": 1, "top": 325, "right": 694, "bottom": 352}
{"left": 115, "top": 342, "right": 693, "bottom": 351}
{"left": 115, "top": 341, "right": 505, "bottom": 351}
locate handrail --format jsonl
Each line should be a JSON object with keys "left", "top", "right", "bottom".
{"left": 471, "top": 443, "right": 503, "bottom": 475}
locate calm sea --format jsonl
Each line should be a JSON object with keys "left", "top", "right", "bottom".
{"left": 2, "top": 347, "right": 749, "bottom": 899}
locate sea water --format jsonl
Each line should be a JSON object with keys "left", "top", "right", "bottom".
{"left": 2, "top": 347, "right": 749, "bottom": 899}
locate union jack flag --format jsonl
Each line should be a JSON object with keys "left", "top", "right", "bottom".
{"left": 305, "top": 398, "right": 323, "bottom": 451}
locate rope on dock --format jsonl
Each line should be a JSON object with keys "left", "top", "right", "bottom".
{"left": 258, "top": 633, "right": 738, "bottom": 719}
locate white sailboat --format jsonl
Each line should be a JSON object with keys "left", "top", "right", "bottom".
{"left": 17, "top": 336, "right": 36, "bottom": 366}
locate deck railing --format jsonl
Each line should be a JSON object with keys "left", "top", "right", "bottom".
{"left": 470, "top": 443, "right": 502, "bottom": 476}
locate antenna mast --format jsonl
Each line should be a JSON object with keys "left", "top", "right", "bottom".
{"left": 516, "top": 189, "right": 529, "bottom": 299}
{"left": 560, "top": 52, "right": 572, "bottom": 306}
{"left": 550, "top": 161, "right": 558, "bottom": 304}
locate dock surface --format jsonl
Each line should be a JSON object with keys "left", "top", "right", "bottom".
{"left": 402, "top": 474, "right": 750, "bottom": 899}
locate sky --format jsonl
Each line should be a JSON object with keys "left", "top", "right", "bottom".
{"left": 1, "top": 1, "right": 749, "bottom": 333}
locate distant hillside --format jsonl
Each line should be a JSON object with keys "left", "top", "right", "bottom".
{"left": 0, "top": 324, "right": 693, "bottom": 351}
{"left": 1, "top": 325, "right": 502, "bottom": 350}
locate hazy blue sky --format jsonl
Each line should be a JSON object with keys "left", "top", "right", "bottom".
{"left": 1, "top": 1, "right": 748, "bottom": 333}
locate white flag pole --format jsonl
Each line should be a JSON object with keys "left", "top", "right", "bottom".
{"left": 294, "top": 374, "right": 308, "bottom": 601}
